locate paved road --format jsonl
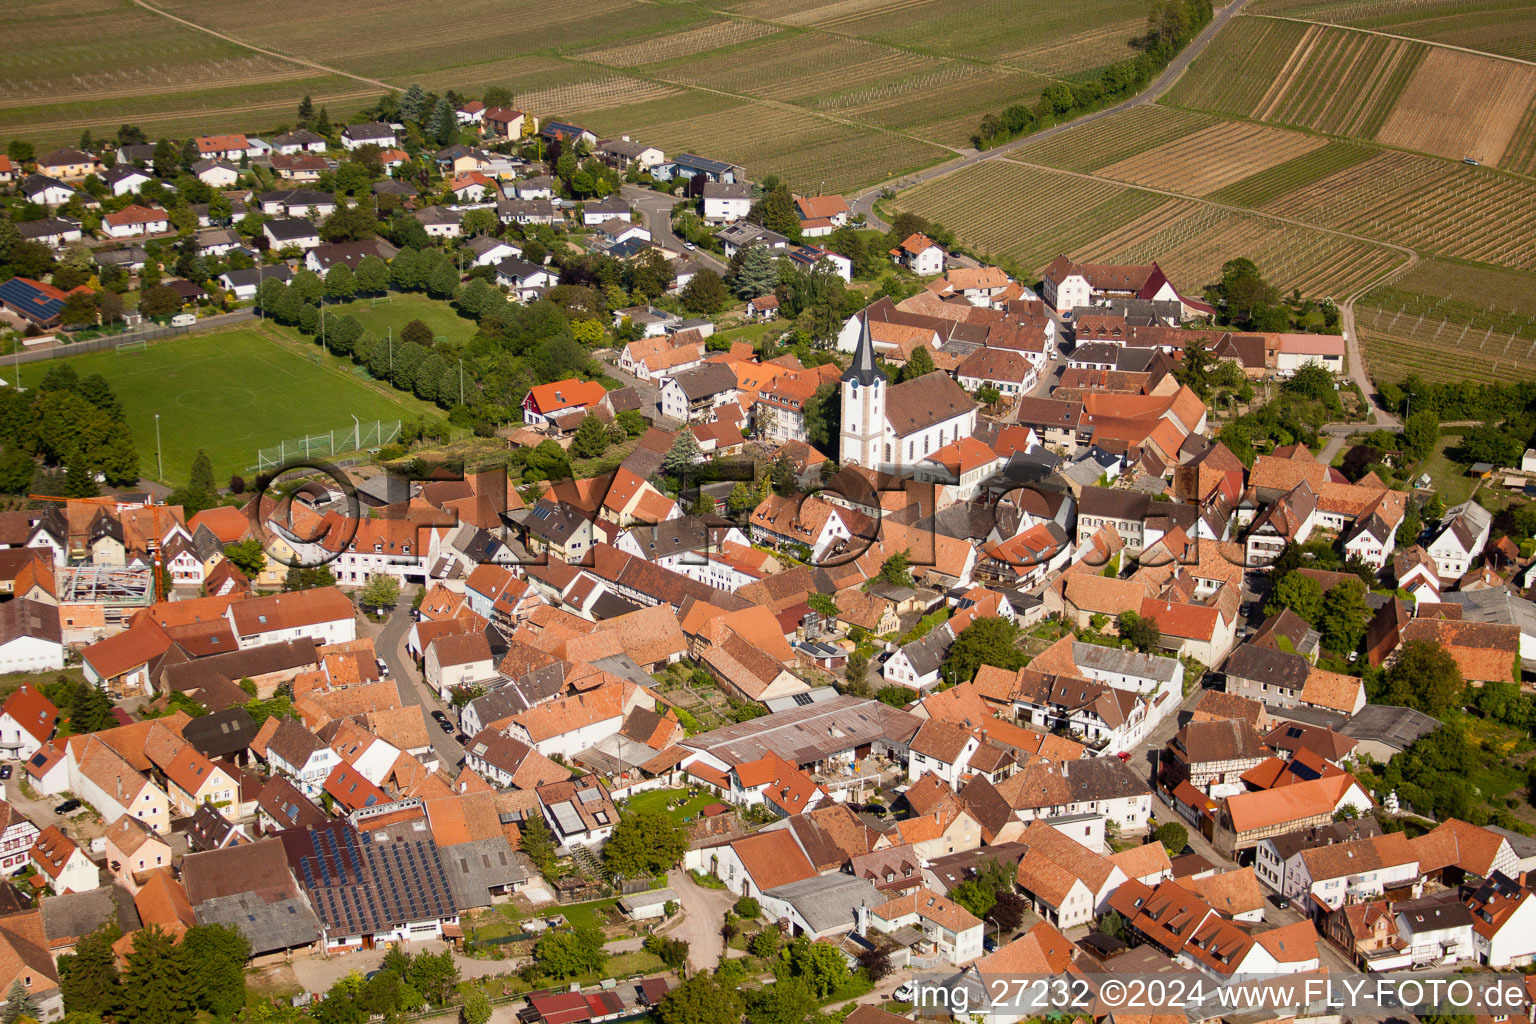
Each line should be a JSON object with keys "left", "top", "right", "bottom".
{"left": 622, "top": 186, "right": 729, "bottom": 275}
{"left": 848, "top": 0, "right": 1256, "bottom": 229}
{"left": 374, "top": 592, "right": 466, "bottom": 769}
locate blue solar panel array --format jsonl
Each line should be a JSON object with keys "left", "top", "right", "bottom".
{"left": 0, "top": 278, "right": 64, "bottom": 323}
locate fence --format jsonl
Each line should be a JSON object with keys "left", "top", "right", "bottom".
{"left": 6, "top": 323, "right": 191, "bottom": 367}
{"left": 252, "top": 419, "right": 402, "bottom": 472}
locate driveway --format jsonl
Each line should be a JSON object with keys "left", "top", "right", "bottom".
{"left": 664, "top": 868, "right": 738, "bottom": 971}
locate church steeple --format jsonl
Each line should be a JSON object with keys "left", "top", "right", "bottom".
{"left": 841, "top": 313, "right": 886, "bottom": 387}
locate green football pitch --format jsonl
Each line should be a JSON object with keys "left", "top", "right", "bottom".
{"left": 18, "top": 328, "right": 436, "bottom": 487}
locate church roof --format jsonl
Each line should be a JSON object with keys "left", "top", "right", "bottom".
{"left": 842, "top": 315, "right": 886, "bottom": 387}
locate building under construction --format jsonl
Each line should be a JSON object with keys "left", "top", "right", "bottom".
{"left": 58, "top": 565, "right": 154, "bottom": 641}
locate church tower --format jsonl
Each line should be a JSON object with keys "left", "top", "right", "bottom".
{"left": 839, "top": 314, "right": 887, "bottom": 468}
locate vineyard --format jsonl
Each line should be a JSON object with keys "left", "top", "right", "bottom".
{"left": 650, "top": 33, "right": 946, "bottom": 105}
{"left": 1250, "top": 23, "right": 1424, "bottom": 138}
{"left": 619, "top": 100, "right": 946, "bottom": 195}
{"left": 1207, "top": 140, "right": 1374, "bottom": 207}
{"left": 1010, "top": 105, "right": 1220, "bottom": 172}
{"left": 1356, "top": 259, "right": 1536, "bottom": 385}
{"left": 892, "top": 160, "right": 1403, "bottom": 296}
{"left": 578, "top": 19, "right": 780, "bottom": 67}
{"left": 1245, "top": 0, "right": 1536, "bottom": 62}
{"left": 1095, "top": 121, "right": 1327, "bottom": 196}
{"left": 1262, "top": 151, "right": 1536, "bottom": 270}
{"left": 1373, "top": 48, "right": 1536, "bottom": 167}
{"left": 1165, "top": 16, "right": 1310, "bottom": 117}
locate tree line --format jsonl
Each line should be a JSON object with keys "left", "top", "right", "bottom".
{"left": 0, "top": 363, "right": 137, "bottom": 498}
{"left": 971, "top": 0, "right": 1214, "bottom": 149}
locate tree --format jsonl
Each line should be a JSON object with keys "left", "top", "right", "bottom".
{"left": 1099, "top": 909, "right": 1128, "bottom": 940}
{"left": 943, "top": 617, "right": 1025, "bottom": 683}
{"left": 224, "top": 538, "right": 266, "bottom": 578}
{"left": 355, "top": 254, "right": 390, "bottom": 295}
{"left": 1402, "top": 409, "right": 1439, "bottom": 461}
{"left": 844, "top": 650, "right": 870, "bottom": 694}
{"left": 657, "top": 974, "right": 744, "bottom": 1024}
{"left": 988, "top": 890, "right": 1027, "bottom": 933}
{"left": 728, "top": 481, "right": 757, "bottom": 513}
{"left": 615, "top": 409, "right": 646, "bottom": 437}
{"left": 519, "top": 816, "right": 556, "bottom": 875}
{"left": 1318, "top": 577, "right": 1368, "bottom": 654}
{"left": 325, "top": 264, "right": 357, "bottom": 300}
{"left": 732, "top": 245, "right": 778, "bottom": 299}
{"left": 360, "top": 573, "right": 401, "bottom": 611}
{"left": 802, "top": 381, "right": 841, "bottom": 450}
{"left": 644, "top": 934, "right": 690, "bottom": 971}
{"left": 749, "top": 929, "right": 779, "bottom": 958}
{"left": 59, "top": 291, "right": 98, "bottom": 330}
{"left": 429, "top": 98, "right": 458, "bottom": 145}
{"left": 748, "top": 184, "right": 799, "bottom": 238}
{"left": 679, "top": 269, "right": 728, "bottom": 314}
{"left": 951, "top": 879, "right": 997, "bottom": 919}
{"left": 878, "top": 550, "right": 914, "bottom": 587}
{"left": 1115, "top": 610, "right": 1161, "bottom": 653}
{"left": 901, "top": 345, "right": 935, "bottom": 382}
{"left": 400, "top": 84, "right": 428, "bottom": 124}
{"left": 401, "top": 318, "right": 435, "bottom": 348}
{"left": 857, "top": 946, "right": 892, "bottom": 983}
{"left": 1154, "top": 821, "right": 1189, "bottom": 855}
{"left": 1, "top": 981, "right": 36, "bottom": 1024}
{"left": 663, "top": 431, "right": 703, "bottom": 476}
{"left": 1382, "top": 639, "right": 1464, "bottom": 716}
{"left": 534, "top": 926, "right": 607, "bottom": 979}
{"left": 297, "top": 94, "right": 315, "bottom": 127}
{"left": 139, "top": 284, "right": 182, "bottom": 319}
{"left": 785, "top": 935, "right": 849, "bottom": 998}
{"left": 570, "top": 414, "right": 609, "bottom": 459}
{"left": 58, "top": 924, "right": 119, "bottom": 1017}
{"left": 603, "top": 810, "right": 687, "bottom": 877}
{"left": 461, "top": 988, "right": 492, "bottom": 1024}
{"left": 1216, "top": 258, "right": 1279, "bottom": 325}
{"left": 180, "top": 923, "right": 250, "bottom": 1020}
{"left": 407, "top": 950, "right": 458, "bottom": 1006}
{"left": 1266, "top": 571, "right": 1324, "bottom": 621}
{"left": 807, "top": 592, "right": 839, "bottom": 620}
{"left": 120, "top": 925, "right": 191, "bottom": 1024}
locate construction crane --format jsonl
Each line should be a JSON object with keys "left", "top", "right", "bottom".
{"left": 29, "top": 494, "right": 177, "bottom": 603}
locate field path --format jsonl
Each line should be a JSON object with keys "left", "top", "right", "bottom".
{"left": 849, "top": 0, "right": 1258, "bottom": 227}
{"left": 1248, "top": 13, "right": 1536, "bottom": 68}
{"left": 127, "top": 0, "right": 403, "bottom": 93}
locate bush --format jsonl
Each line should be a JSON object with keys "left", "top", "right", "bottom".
{"left": 733, "top": 896, "right": 760, "bottom": 919}
{"left": 1154, "top": 821, "right": 1189, "bottom": 855}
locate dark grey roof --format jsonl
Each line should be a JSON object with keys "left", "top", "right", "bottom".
{"left": 1076, "top": 486, "right": 1150, "bottom": 521}
{"left": 279, "top": 821, "right": 456, "bottom": 936}
{"left": 681, "top": 694, "right": 923, "bottom": 768}
{"left": 1058, "top": 756, "right": 1152, "bottom": 801}
{"left": 373, "top": 179, "right": 418, "bottom": 197}
{"left": 17, "top": 217, "right": 80, "bottom": 240}
{"left": 1339, "top": 704, "right": 1439, "bottom": 751}
{"left": 274, "top": 130, "right": 326, "bottom": 146}
{"left": 524, "top": 500, "right": 589, "bottom": 545}
{"left": 1264, "top": 817, "right": 1383, "bottom": 861}
{"left": 1224, "top": 643, "right": 1308, "bottom": 688}
{"left": 342, "top": 122, "right": 395, "bottom": 140}
{"left": 1072, "top": 641, "right": 1179, "bottom": 682}
{"left": 669, "top": 362, "right": 738, "bottom": 400}
{"left": 264, "top": 218, "right": 318, "bottom": 241}
{"left": 762, "top": 873, "right": 881, "bottom": 934}
{"left": 182, "top": 706, "right": 259, "bottom": 760}
{"left": 672, "top": 153, "right": 736, "bottom": 175}
{"left": 494, "top": 256, "right": 545, "bottom": 283}
{"left": 221, "top": 264, "right": 291, "bottom": 288}
{"left": 897, "top": 625, "right": 955, "bottom": 677}
{"left": 195, "top": 891, "right": 322, "bottom": 954}
{"left": 842, "top": 313, "right": 885, "bottom": 387}
{"left": 440, "top": 837, "right": 531, "bottom": 910}
{"left": 186, "top": 803, "right": 242, "bottom": 852}
{"left": 41, "top": 884, "right": 140, "bottom": 942}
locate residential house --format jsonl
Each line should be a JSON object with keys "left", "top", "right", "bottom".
{"left": 340, "top": 123, "right": 398, "bottom": 150}
{"left": 103, "top": 814, "right": 171, "bottom": 895}
{"left": 103, "top": 204, "right": 169, "bottom": 238}
{"left": 702, "top": 182, "right": 751, "bottom": 223}
{"left": 31, "top": 825, "right": 96, "bottom": 894}
{"left": 890, "top": 233, "right": 945, "bottom": 275}
{"left": 0, "top": 685, "right": 59, "bottom": 761}
{"left": 866, "top": 887, "right": 984, "bottom": 965}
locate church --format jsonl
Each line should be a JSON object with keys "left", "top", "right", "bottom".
{"left": 840, "top": 316, "right": 978, "bottom": 472}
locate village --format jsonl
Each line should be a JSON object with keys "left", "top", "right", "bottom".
{"left": 1, "top": 93, "right": 1536, "bottom": 1024}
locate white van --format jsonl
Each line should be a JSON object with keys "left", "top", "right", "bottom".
{"left": 170, "top": 313, "right": 197, "bottom": 327}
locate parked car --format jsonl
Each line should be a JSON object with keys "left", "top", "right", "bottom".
{"left": 893, "top": 982, "right": 915, "bottom": 1002}
{"left": 0, "top": 765, "right": 11, "bottom": 780}
{"left": 54, "top": 799, "right": 80, "bottom": 814}
{"left": 376, "top": 658, "right": 390, "bottom": 677}
{"left": 431, "top": 710, "right": 449, "bottom": 724}
{"left": 438, "top": 719, "right": 455, "bottom": 734}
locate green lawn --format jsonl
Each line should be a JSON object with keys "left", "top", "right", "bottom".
{"left": 622, "top": 788, "right": 720, "bottom": 823}
{"left": 560, "top": 897, "right": 621, "bottom": 930}
{"left": 1420, "top": 433, "right": 1476, "bottom": 506}
{"left": 317, "top": 292, "right": 479, "bottom": 348}
{"left": 20, "top": 328, "right": 437, "bottom": 487}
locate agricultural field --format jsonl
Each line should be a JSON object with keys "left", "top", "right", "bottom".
{"left": 1094, "top": 121, "right": 1328, "bottom": 196}
{"left": 892, "top": 160, "right": 1404, "bottom": 297}
{"left": 1245, "top": 0, "right": 1536, "bottom": 62}
{"left": 1008, "top": 105, "right": 1221, "bottom": 173}
{"left": 15, "top": 329, "right": 436, "bottom": 486}
{"left": 1169, "top": 18, "right": 1424, "bottom": 139}
{"left": 1261, "top": 150, "right": 1536, "bottom": 270}
{"left": 1207, "top": 140, "right": 1375, "bottom": 207}
{"left": 1374, "top": 48, "right": 1536, "bottom": 166}
{"left": 1355, "top": 258, "right": 1536, "bottom": 385}
{"left": 0, "top": 0, "right": 372, "bottom": 142}
{"left": 598, "top": 100, "right": 947, "bottom": 195}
